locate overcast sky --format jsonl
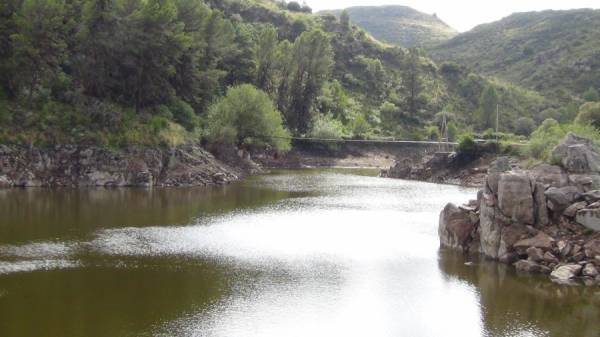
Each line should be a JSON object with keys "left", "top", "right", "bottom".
{"left": 306, "top": 0, "right": 600, "bottom": 31}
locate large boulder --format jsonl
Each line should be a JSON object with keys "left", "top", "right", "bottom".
{"left": 575, "top": 209, "right": 600, "bottom": 232}
{"left": 545, "top": 186, "right": 581, "bottom": 213}
{"left": 479, "top": 197, "right": 503, "bottom": 259}
{"left": 513, "top": 231, "right": 555, "bottom": 250}
{"left": 486, "top": 157, "right": 510, "bottom": 194}
{"left": 438, "top": 203, "right": 477, "bottom": 251}
{"left": 529, "top": 164, "right": 569, "bottom": 188}
{"left": 551, "top": 133, "right": 600, "bottom": 173}
{"left": 497, "top": 172, "right": 535, "bottom": 224}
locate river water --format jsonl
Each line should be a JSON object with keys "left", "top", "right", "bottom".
{"left": 0, "top": 169, "right": 598, "bottom": 337}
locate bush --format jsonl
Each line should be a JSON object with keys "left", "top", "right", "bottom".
{"left": 575, "top": 102, "right": 600, "bottom": 128}
{"left": 286, "top": 1, "right": 301, "bottom": 11}
{"left": 206, "top": 84, "right": 291, "bottom": 152}
{"left": 457, "top": 133, "right": 478, "bottom": 156}
{"left": 309, "top": 114, "right": 345, "bottom": 139}
{"left": 169, "top": 98, "right": 199, "bottom": 131}
{"left": 514, "top": 117, "right": 536, "bottom": 136}
{"left": 349, "top": 114, "right": 370, "bottom": 139}
{"left": 583, "top": 87, "right": 600, "bottom": 102}
{"left": 524, "top": 118, "right": 600, "bottom": 161}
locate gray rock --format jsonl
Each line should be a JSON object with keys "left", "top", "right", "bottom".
{"left": 551, "top": 133, "right": 600, "bottom": 173}
{"left": 575, "top": 209, "right": 600, "bottom": 232}
{"left": 569, "top": 174, "right": 600, "bottom": 191}
{"left": 563, "top": 201, "right": 588, "bottom": 218}
{"left": 543, "top": 251, "right": 559, "bottom": 264}
{"left": 514, "top": 260, "right": 550, "bottom": 274}
{"left": 582, "top": 190, "right": 600, "bottom": 202}
{"left": 582, "top": 263, "right": 599, "bottom": 277}
{"left": 497, "top": 172, "right": 535, "bottom": 225}
{"left": 438, "top": 203, "right": 477, "bottom": 251}
{"left": 551, "top": 264, "right": 583, "bottom": 280}
{"left": 545, "top": 186, "right": 581, "bottom": 212}
{"left": 514, "top": 231, "right": 555, "bottom": 250}
{"left": 533, "top": 182, "right": 549, "bottom": 226}
{"left": 479, "top": 197, "right": 506, "bottom": 259}
{"left": 584, "top": 239, "right": 600, "bottom": 258}
{"left": 526, "top": 246, "right": 544, "bottom": 262}
{"left": 486, "top": 157, "right": 511, "bottom": 194}
{"left": 530, "top": 164, "right": 569, "bottom": 188}
{"left": 0, "top": 175, "right": 12, "bottom": 188}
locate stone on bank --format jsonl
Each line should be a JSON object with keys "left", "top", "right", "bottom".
{"left": 439, "top": 133, "right": 600, "bottom": 286}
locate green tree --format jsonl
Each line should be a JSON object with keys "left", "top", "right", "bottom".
{"left": 575, "top": 102, "right": 600, "bottom": 128}
{"left": 206, "top": 84, "right": 290, "bottom": 151}
{"left": 402, "top": 48, "right": 425, "bottom": 117}
{"left": 583, "top": 86, "right": 600, "bottom": 102}
{"left": 515, "top": 116, "right": 536, "bottom": 136}
{"left": 77, "top": 0, "right": 119, "bottom": 99}
{"left": 253, "top": 25, "right": 279, "bottom": 95}
{"left": 339, "top": 10, "right": 350, "bottom": 32}
{"left": 479, "top": 85, "right": 499, "bottom": 130}
{"left": 0, "top": 0, "right": 19, "bottom": 97}
{"left": 10, "top": 0, "right": 68, "bottom": 107}
{"left": 286, "top": 29, "right": 334, "bottom": 133}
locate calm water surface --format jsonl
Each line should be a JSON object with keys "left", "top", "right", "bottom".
{"left": 0, "top": 169, "right": 598, "bottom": 337}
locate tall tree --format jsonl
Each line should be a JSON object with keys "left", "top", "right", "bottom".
{"left": 77, "top": 0, "right": 119, "bottom": 98}
{"left": 0, "top": 0, "right": 20, "bottom": 97}
{"left": 339, "top": 10, "right": 350, "bottom": 32}
{"left": 286, "top": 29, "right": 333, "bottom": 133}
{"left": 401, "top": 48, "right": 424, "bottom": 117}
{"left": 479, "top": 84, "right": 499, "bottom": 130}
{"left": 10, "top": 0, "right": 68, "bottom": 107}
{"left": 253, "top": 25, "right": 278, "bottom": 95}
{"left": 120, "top": 0, "right": 188, "bottom": 111}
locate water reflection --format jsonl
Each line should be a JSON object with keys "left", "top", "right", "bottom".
{"left": 0, "top": 169, "right": 598, "bottom": 337}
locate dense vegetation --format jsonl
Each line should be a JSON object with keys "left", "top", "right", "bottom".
{"left": 1, "top": 0, "right": 596, "bottom": 159}
{"left": 320, "top": 6, "right": 458, "bottom": 48}
{"left": 430, "top": 9, "right": 600, "bottom": 104}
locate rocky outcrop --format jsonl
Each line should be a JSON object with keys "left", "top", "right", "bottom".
{"left": 0, "top": 143, "right": 243, "bottom": 187}
{"left": 439, "top": 134, "right": 600, "bottom": 287}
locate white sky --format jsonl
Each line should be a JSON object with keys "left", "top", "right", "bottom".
{"left": 307, "top": 0, "right": 600, "bottom": 31}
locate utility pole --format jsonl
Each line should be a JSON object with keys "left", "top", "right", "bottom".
{"left": 496, "top": 104, "right": 499, "bottom": 143}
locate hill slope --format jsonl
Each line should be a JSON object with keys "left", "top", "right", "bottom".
{"left": 320, "top": 6, "right": 458, "bottom": 47}
{"left": 430, "top": 9, "right": 600, "bottom": 102}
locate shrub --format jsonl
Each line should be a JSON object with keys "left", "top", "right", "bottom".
{"left": 349, "top": 114, "right": 370, "bottom": 139}
{"left": 309, "top": 114, "right": 345, "bottom": 139}
{"left": 575, "top": 102, "right": 600, "bottom": 128}
{"left": 206, "top": 84, "right": 291, "bottom": 151}
{"left": 169, "top": 98, "right": 199, "bottom": 131}
{"left": 514, "top": 117, "right": 536, "bottom": 136}
{"left": 524, "top": 118, "right": 600, "bottom": 161}
{"left": 286, "top": 1, "right": 301, "bottom": 12}
{"left": 457, "top": 133, "right": 478, "bottom": 155}
{"left": 583, "top": 87, "right": 600, "bottom": 102}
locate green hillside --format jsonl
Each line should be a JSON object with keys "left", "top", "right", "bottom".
{"left": 430, "top": 9, "right": 600, "bottom": 103}
{"left": 0, "top": 0, "right": 552, "bottom": 149}
{"left": 320, "top": 5, "right": 458, "bottom": 47}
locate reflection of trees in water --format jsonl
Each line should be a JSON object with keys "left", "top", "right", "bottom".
{"left": 0, "top": 183, "right": 306, "bottom": 244}
{"left": 438, "top": 250, "right": 600, "bottom": 337}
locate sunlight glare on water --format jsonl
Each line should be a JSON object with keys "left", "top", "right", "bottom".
{"left": 1, "top": 170, "right": 597, "bottom": 337}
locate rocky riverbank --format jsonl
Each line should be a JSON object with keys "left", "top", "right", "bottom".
{"left": 0, "top": 143, "right": 247, "bottom": 187}
{"left": 381, "top": 151, "right": 499, "bottom": 187}
{"left": 439, "top": 133, "right": 600, "bottom": 286}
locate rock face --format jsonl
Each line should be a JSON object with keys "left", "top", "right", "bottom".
{"left": 0, "top": 143, "right": 241, "bottom": 187}
{"left": 552, "top": 133, "right": 600, "bottom": 173}
{"left": 575, "top": 209, "right": 600, "bottom": 231}
{"left": 438, "top": 203, "right": 478, "bottom": 251}
{"left": 497, "top": 172, "right": 535, "bottom": 224}
{"left": 439, "top": 134, "right": 600, "bottom": 286}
